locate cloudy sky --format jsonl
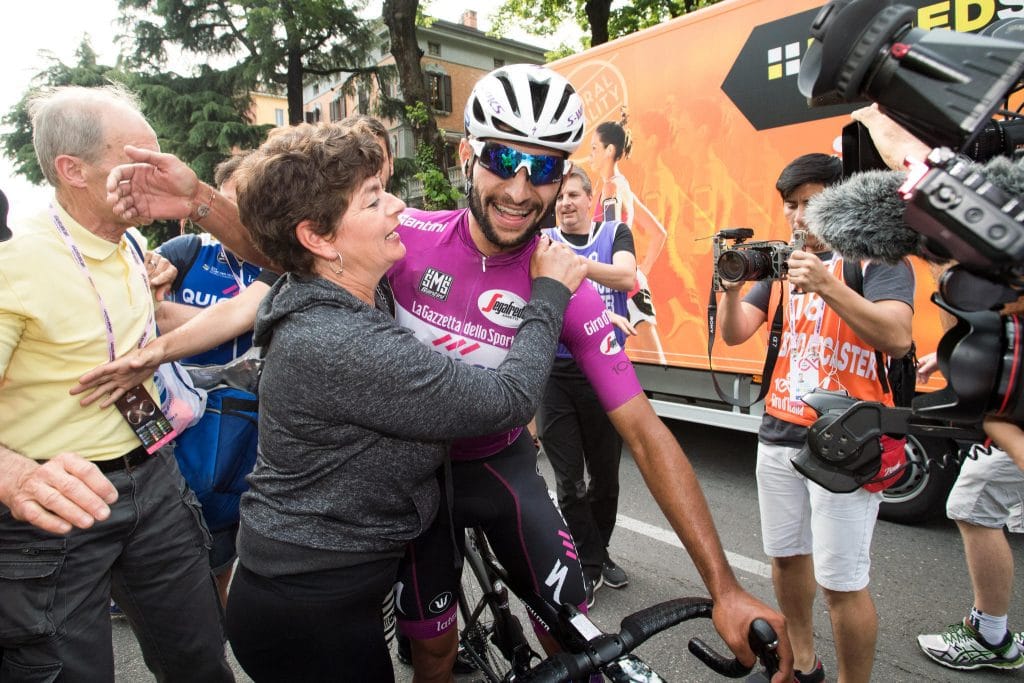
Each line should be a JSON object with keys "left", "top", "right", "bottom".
{"left": 0, "top": 0, "right": 562, "bottom": 221}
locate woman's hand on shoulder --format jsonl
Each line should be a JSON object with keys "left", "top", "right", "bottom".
{"left": 531, "top": 235, "right": 588, "bottom": 292}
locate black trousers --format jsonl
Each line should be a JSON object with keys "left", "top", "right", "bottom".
{"left": 540, "top": 370, "right": 623, "bottom": 571}
{"left": 226, "top": 557, "right": 400, "bottom": 682}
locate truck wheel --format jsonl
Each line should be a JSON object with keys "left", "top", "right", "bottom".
{"left": 878, "top": 435, "right": 960, "bottom": 525}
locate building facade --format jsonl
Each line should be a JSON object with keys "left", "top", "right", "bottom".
{"left": 302, "top": 11, "right": 548, "bottom": 205}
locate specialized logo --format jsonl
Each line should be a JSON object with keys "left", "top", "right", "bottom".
{"left": 544, "top": 559, "right": 569, "bottom": 607}
{"left": 428, "top": 591, "right": 453, "bottom": 615}
{"left": 599, "top": 331, "right": 622, "bottom": 356}
{"left": 478, "top": 289, "right": 527, "bottom": 328}
{"left": 419, "top": 267, "right": 453, "bottom": 301}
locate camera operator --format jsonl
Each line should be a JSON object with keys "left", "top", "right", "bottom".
{"left": 854, "top": 104, "right": 1024, "bottom": 671}
{"left": 716, "top": 153, "right": 915, "bottom": 683}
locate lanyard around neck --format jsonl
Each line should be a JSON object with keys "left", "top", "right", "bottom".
{"left": 50, "top": 205, "right": 153, "bottom": 362}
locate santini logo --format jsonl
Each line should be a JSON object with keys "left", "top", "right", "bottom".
{"left": 478, "top": 290, "right": 527, "bottom": 328}
{"left": 428, "top": 591, "right": 453, "bottom": 614}
{"left": 419, "top": 268, "right": 453, "bottom": 301}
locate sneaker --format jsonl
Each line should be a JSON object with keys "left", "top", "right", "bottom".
{"left": 917, "top": 619, "right": 1024, "bottom": 670}
{"left": 794, "top": 655, "right": 824, "bottom": 683}
{"left": 109, "top": 600, "right": 126, "bottom": 620}
{"left": 601, "top": 559, "right": 629, "bottom": 589}
{"left": 584, "top": 568, "right": 603, "bottom": 609}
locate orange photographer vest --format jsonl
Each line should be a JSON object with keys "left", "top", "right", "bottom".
{"left": 765, "top": 257, "right": 893, "bottom": 427}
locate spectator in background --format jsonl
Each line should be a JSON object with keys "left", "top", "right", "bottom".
{"left": 541, "top": 165, "right": 637, "bottom": 603}
{"left": 0, "top": 84, "right": 232, "bottom": 681}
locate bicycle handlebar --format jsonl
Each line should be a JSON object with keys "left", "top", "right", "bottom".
{"left": 515, "top": 597, "right": 780, "bottom": 682}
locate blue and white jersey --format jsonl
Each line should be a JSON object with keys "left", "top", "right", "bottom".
{"left": 158, "top": 233, "right": 261, "bottom": 366}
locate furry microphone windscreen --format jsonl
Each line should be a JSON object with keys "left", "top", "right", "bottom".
{"left": 803, "top": 169, "right": 926, "bottom": 264}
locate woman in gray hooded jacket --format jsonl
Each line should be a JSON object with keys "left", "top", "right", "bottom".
{"left": 222, "top": 122, "right": 587, "bottom": 682}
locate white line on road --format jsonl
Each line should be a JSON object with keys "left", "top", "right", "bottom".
{"left": 616, "top": 514, "right": 772, "bottom": 578}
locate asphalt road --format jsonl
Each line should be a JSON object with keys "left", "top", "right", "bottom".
{"left": 112, "top": 419, "right": 1024, "bottom": 681}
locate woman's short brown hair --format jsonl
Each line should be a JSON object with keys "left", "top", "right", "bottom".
{"left": 236, "top": 124, "right": 383, "bottom": 276}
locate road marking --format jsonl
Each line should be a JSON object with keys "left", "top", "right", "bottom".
{"left": 616, "top": 514, "right": 772, "bottom": 578}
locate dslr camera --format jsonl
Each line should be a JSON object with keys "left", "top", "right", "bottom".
{"left": 712, "top": 228, "right": 805, "bottom": 291}
{"left": 792, "top": 0, "right": 1024, "bottom": 491}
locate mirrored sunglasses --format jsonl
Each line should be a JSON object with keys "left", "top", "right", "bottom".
{"left": 468, "top": 139, "right": 570, "bottom": 186}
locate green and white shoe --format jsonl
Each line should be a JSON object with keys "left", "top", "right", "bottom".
{"left": 918, "top": 619, "right": 1024, "bottom": 671}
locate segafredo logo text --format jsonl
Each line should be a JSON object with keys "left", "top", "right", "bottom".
{"left": 478, "top": 289, "right": 527, "bottom": 328}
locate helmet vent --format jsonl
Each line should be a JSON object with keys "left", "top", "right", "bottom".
{"left": 550, "top": 87, "right": 574, "bottom": 123}
{"left": 498, "top": 75, "right": 520, "bottom": 116}
{"left": 530, "top": 81, "right": 551, "bottom": 121}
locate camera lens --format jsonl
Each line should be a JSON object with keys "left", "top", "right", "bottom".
{"left": 718, "top": 249, "right": 771, "bottom": 283}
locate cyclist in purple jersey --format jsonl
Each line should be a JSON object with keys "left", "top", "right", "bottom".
{"left": 390, "top": 64, "right": 793, "bottom": 683}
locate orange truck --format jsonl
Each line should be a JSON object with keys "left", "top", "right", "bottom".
{"left": 549, "top": 0, "right": 1012, "bottom": 522}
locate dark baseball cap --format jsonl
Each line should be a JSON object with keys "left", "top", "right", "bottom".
{"left": 0, "top": 189, "right": 10, "bottom": 241}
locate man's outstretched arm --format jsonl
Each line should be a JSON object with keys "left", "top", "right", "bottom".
{"left": 106, "top": 145, "right": 275, "bottom": 269}
{"left": 608, "top": 395, "right": 794, "bottom": 683}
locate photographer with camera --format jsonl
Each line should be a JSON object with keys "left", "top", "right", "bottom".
{"left": 716, "top": 153, "right": 915, "bottom": 683}
{"left": 851, "top": 104, "right": 1024, "bottom": 671}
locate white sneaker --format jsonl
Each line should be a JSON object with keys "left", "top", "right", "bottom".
{"left": 918, "top": 619, "right": 1024, "bottom": 670}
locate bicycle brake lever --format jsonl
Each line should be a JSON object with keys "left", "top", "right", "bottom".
{"left": 749, "top": 618, "right": 780, "bottom": 679}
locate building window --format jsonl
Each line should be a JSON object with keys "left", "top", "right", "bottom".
{"left": 428, "top": 42, "right": 441, "bottom": 57}
{"left": 274, "top": 108, "right": 285, "bottom": 126}
{"left": 428, "top": 72, "right": 453, "bottom": 113}
{"left": 329, "top": 96, "right": 346, "bottom": 122}
{"left": 312, "top": 82, "right": 319, "bottom": 96}
{"left": 305, "top": 104, "right": 322, "bottom": 124}
{"left": 494, "top": 58, "right": 505, "bottom": 68}
{"left": 358, "top": 88, "right": 370, "bottom": 115}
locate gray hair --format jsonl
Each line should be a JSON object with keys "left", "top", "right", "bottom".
{"left": 566, "top": 165, "right": 592, "bottom": 196}
{"left": 28, "top": 84, "right": 143, "bottom": 187}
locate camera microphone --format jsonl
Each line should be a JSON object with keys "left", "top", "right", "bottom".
{"left": 804, "top": 169, "right": 926, "bottom": 264}
{"left": 805, "top": 155, "right": 1024, "bottom": 266}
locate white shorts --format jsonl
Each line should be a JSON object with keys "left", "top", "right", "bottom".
{"left": 946, "top": 446, "right": 1024, "bottom": 532}
{"left": 756, "top": 441, "right": 881, "bottom": 592}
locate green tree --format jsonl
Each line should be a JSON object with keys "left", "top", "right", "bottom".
{"left": 2, "top": 40, "right": 269, "bottom": 245}
{"left": 383, "top": 0, "right": 460, "bottom": 209}
{"left": 492, "top": 0, "right": 718, "bottom": 49}
{"left": 118, "top": 0, "right": 383, "bottom": 125}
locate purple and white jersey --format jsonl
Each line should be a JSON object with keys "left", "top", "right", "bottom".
{"left": 389, "top": 208, "right": 643, "bottom": 461}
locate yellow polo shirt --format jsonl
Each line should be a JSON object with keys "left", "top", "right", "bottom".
{"left": 0, "top": 201, "right": 157, "bottom": 461}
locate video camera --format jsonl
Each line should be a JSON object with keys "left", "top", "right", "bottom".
{"left": 791, "top": 0, "right": 1024, "bottom": 491}
{"left": 711, "top": 228, "right": 805, "bottom": 291}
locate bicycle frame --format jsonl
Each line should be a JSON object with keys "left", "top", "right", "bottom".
{"left": 456, "top": 527, "right": 674, "bottom": 682}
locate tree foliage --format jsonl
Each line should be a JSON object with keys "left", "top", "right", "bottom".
{"left": 117, "top": 0, "right": 383, "bottom": 124}
{"left": 1, "top": 40, "right": 269, "bottom": 245}
{"left": 383, "top": 0, "right": 459, "bottom": 209}
{"left": 492, "top": 0, "right": 720, "bottom": 48}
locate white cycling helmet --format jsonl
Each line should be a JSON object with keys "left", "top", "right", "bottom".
{"left": 464, "top": 64, "right": 585, "bottom": 154}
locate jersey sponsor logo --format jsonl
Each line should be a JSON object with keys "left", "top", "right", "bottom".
{"left": 419, "top": 268, "right": 453, "bottom": 301}
{"left": 432, "top": 333, "right": 481, "bottom": 356}
{"left": 599, "top": 331, "right": 622, "bottom": 356}
{"left": 478, "top": 290, "right": 526, "bottom": 328}
{"left": 398, "top": 213, "right": 447, "bottom": 233}
{"left": 178, "top": 289, "right": 228, "bottom": 307}
{"left": 611, "top": 359, "right": 632, "bottom": 375}
{"left": 583, "top": 310, "right": 611, "bottom": 336}
{"left": 428, "top": 591, "right": 453, "bottom": 615}
{"left": 544, "top": 559, "right": 569, "bottom": 607}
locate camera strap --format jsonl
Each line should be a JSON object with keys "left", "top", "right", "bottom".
{"left": 706, "top": 282, "right": 785, "bottom": 408}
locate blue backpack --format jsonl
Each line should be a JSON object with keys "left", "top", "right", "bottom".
{"left": 173, "top": 387, "right": 259, "bottom": 532}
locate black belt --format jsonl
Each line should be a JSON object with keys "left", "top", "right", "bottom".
{"left": 91, "top": 445, "right": 153, "bottom": 474}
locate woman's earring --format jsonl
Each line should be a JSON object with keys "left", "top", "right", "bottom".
{"left": 330, "top": 251, "right": 344, "bottom": 275}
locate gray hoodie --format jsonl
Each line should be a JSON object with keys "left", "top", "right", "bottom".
{"left": 238, "top": 273, "right": 569, "bottom": 576}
